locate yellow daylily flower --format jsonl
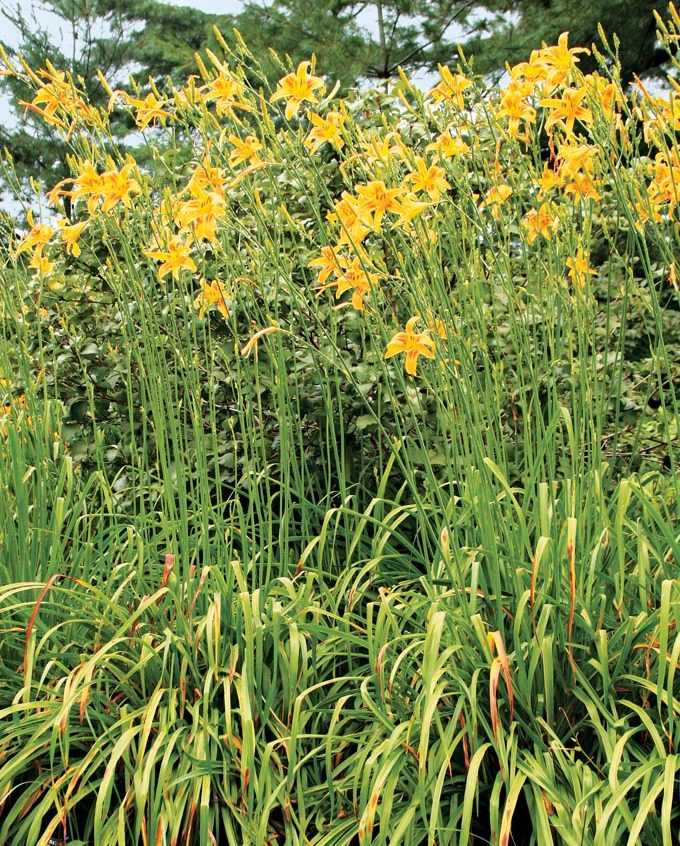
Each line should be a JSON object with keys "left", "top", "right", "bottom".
{"left": 327, "top": 193, "right": 371, "bottom": 245}
{"left": 228, "top": 134, "right": 263, "bottom": 168}
{"left": 426, "top": 133, "right": 469, "bottom": 158}
{"left": 428, "top": 66, "right": 472, "bottom": 109}
{"left": 404, "top": 156, "right": 451, "bottom": 201}
{"left": 194, "top": 279, "right": 230, "bottom": 319}
{"left": 522, "top": 202, "right": 559, "bottom": 245}
{"left": 99, "top": 160, "right": 142, "bottom": 214}
{"left": 146, "top": 238, "right": 197, "bottom": 281}
{"left": 481, "top": 183, "right": 513, "bottom": 220}
{"left": 16, "top": 210, "right": 56, "bottom": 255}
{"left": 540, "top": 87, "right": 593, "bottom": 136}
{"left": 536, "top": 164, "right": 564, "bottom": 198}
{"left": 201, "top": 69, "right": 250, "bottom": 118}
{"left": 270, "top": 61, "right": 325, "bottom": 120}
{"left": 566, "top": 248, "right": 596, "bottom": 287}
{"left": 384, "top": 317, "right": 436, "bottom": 376}
{"left": 496, "top": 81, "right": 536, "bottom": 138}
{"left": 308, "top": 245, "right": 344, "bottom": 285}
{"left": 538, "top": 32, "right": 590, "bottom": 88}
{"left": 317, "top": 256, "right": 379, "bottom": 311}
{"left": 176, "top": 190, "right": 225, "bottom": 244}
{"left": 187, "top": 158, "right": 227, "bottom": 199}
{"left": 393, "top": 193, "right": 432, "bottom": 228}
{"left": 57, "top": 218, "right": 87, "bottom": 257}
{"left": 355, "top": 180, "right": 402, "bottom": 231}
{"left": 109, "top": 90, "right": 173, "bottom": 130}
{"left": 304, "top": 110, "right": 345, "bottom": 154}
{"left": 28, "top": 251, "right": 55, "bottom": 277}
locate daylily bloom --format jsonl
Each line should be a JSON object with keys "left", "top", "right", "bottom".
{"left": 481, "top": 183, "right": 513, "bottom": 220}
{"left": 647, "top": 150, "right": 680, "bottom": 216}
{"left": 584, "top": 72, "right": 622, "bottom": 120}
{"left": 304, "top": 111, "right": 345, "bottom": 154}
{"left": 109, "top": 90, "right": 173, "bottom": 129}
{"left": 53, "top": 160, "right": 103, "bottom": 214}
{"left": 99, "top": 160, "right": 142, "bottom": 213}
{"left": 540, "top": 87, "right": 593, "bottom": 135}
{"left": 563, "top": 173, "right": 600, "bottom": 203}
{"left": 536, "top": 164, "right": 564, "bottom": 198}
{"left": 510, "top": 51, "right": 553, "bottom": 87}
{"left": 59, "top": 159, "right": 141, "bottom": 215}
{"left": 557, "top": 141, "right": 598, "bottom": 180}
{"left": 194, "top": 279, "right": 230, "bottom": 319}
{"left": 176, "top": 190, "right": 225, "bottom": 243}
{"left": 426, "top": 133, "right": 469, "bottom": 158}
{"left": 57, "top": 218, "right": 87, "bottom": 257}
{"left": 146, "top": 238, "right": 197, "bottom": 280}
{"left": 201, "top": 68, "right": 249, "bottom": 118}
{"left": 404, "top": 157, "right": 451, "bottom": 201}
{"left": 308, "top": 245, "right": 344, "bottom": 285}
{"left": 19, "top": 62, "right": 93, "bottom": 129}
{"left": 187, "top": 158, "right": 227, "bottom": 199}
{"left": 384, "top": 317, "right": 436, "bottom": 376}
{"left": 523, "top": 202, "right": 559, "bottom": 245}
{"left": 538, "top": 32, "right": 589, "bottom": 88}
{"left": 270, "top": 61, "right": 325, "bottom": 120}
{"left": 429, "top": 66, "right": 472, "bottom": 109}
{"left": 355, "top": 180, "right": 402, "bottom": 231}
{"left": 317, "top": 256, "right": 379, "bottom": 311}
{"left": 20, "top": 61, "right": 102, "bottom": 138}
{"left": 28, "top": 251, "right": 54, "bottom": 277}
{"left": 393, "top": 193, "right": 432, "bottom": 228}
{"left": 20, "top": 65, "right": 73, "bottom": 125}
{"left": 566, "top": 248, "right": 596, "bottom": 287}
{"left": 511, "top": 33, "right": 588, "bottom": 91}
{"left": 496, "top": 81, "right": 536, "bottom": 138}
{"left": 228, "top": 134, "right": 263, "bottom": 168}
{"left": 16, "top": 210, "right": 56, "bottom": 255}
{"left": 326, "top": 193, "right": 370, "bottom": 245}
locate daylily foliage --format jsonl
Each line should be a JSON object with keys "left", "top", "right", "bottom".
{"left": 1, "top": 8, "right": 680, "bottom": 845}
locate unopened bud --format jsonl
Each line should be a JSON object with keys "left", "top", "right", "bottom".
{"left": 440, "top": 525, "right": 450, "bottom": 560}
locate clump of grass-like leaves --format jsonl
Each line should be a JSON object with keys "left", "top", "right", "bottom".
{"left": 1, "top": 7, "right": 679, "bottom": 845}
